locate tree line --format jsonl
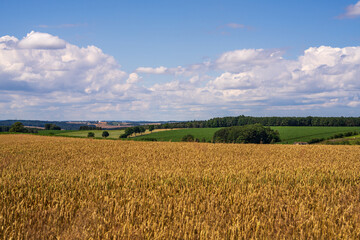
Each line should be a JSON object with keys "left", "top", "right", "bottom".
{"left": 119, "top": 125, "right": 154, "bottom": 138}
{"left": 2, "top": 122, "right": 39, "bottom": 133}
{"left": 79, "top": 126, "right": 102, "bottom": 130}
{"left": 157, "top": 116, "right": 360, "bottom": 129}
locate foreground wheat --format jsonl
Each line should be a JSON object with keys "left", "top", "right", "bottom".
{"left": 1, "top": 135, "right": 360, "bottom": 239}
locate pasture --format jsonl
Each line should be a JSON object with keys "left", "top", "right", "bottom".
{"left": 272, "top": 126, "right": 360, "bottom": 143}
{"left": 38, "top": 129, "right": 125, "bottom": 139}
{"left": 133, "top": 128, "right": 221, "bottom": 142}
{"left": 1, "top": 134, "right": 360, "bottom": 239}
{"left": 133, "top": 126, "right": 360, "bottom": 144}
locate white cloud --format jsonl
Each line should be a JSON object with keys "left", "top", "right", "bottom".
{"left": 215, "top": 48, "right": 284, "bottom": 72}
{"left": 136, "top": 66, "right": 168, "bottom": 74}
{"left": 1, "top": 31, "right": 360, "bottom": 120}
{"left": 126, "top": 73, "right": 142, "bottom": 84}
{"left": 209, "top": 72, "right": 257, "bottom": 90}
{"left": 0, "top": 32, "right": 126, "bottom": 94}
{"left": 18, "top": 31, "right": 67, "bottom": 49}
{"left": 338, "top": 1, "right": 360, "bottom": 18}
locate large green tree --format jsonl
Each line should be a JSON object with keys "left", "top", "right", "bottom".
{"left": 148, "top": 125, "right": 155, "bottom": 132}
{"left": 9, "top": 122, "right": 26, "bottom": 133}
{"left": 213, "top": 124, "right": 280, "bottom": 144}
{"left": 87, "top": 132, "right": 95, "bottom": 138}
{"left": 102, "top": 131, "right": 109, "bottom": 138}
{"left": 124, "top": 127, "right": 134, "bottom": 136}
{"left": 139, "top": 126, "right": 146, "bottom": 135}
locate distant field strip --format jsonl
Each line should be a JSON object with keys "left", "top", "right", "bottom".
{"left": 133, "top": 127, "right": 360, "bottom": 143}
{"left": 272, "top": 126, "right": 360, "bottom": 143}
{"left": 1, "top": 135, "right": 360, "bottom": 239}
{"left": 56, "top": 129, "right": 125, "bottom": 139}
{"left": 133, "top": 128, "right": 222, "bottom": 142}
{"left": 39, "top": 129, "right": 172, "bottom": 139}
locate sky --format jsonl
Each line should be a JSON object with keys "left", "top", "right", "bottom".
{"left": 0, "top": 0, "right": 360, "bottom": 121}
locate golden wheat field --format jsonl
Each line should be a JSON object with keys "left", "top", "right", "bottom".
{"left": 1, "top": 135, "right": 360, "bottom": 239}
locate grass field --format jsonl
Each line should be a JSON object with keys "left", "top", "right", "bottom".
{"left": 58, "top": 129, "right": 125, "bottom": 139}
{"left": 133, "top": 128, "right": 222, "bottom": 142}
{"left": 37, "top": 129, "right": 125, "bottom": 139}
{"left": 1, "top": 134, "right": 360, "bottom": 239}
{"left": 133, "top": 126, "right": 360, "bottom": 144}
{"left": 272, "top": 126, "right": 360, "bottom": 143}
{"left": 37, "top": 129, "right": 173, "bottom": 139}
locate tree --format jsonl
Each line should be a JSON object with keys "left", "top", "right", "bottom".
{"left": 9, "top": 122, "right": 26, "bottom": 132}
{"left": 102, "top": 131, "right": 109, "bottom": 138}
{"left": 125, "top": 127, "right": 134, "bottom": 136}
{"left": 87, "top": 132, "right": 95, "bottom": 138}
{"left": 213, "top": 124, "right": 280, "bottom": 144}
{"left": 119, "top": 133, "right": 129, "bottom": 139}
{"left": 148, "top": 125, "right": 155, "bottom": 133}
{"left": 133, "top": 126, "right": 141, "bottom": 136}
{"left": 181, "top": 134, "right": 195, "bottom": 142}
{"left": 139, "top": 126, "right": 146, "bottom": 135}
{"left": 45, "top": 123, "right": 61, "bottom": 130}
{"left": 80, "top": 126, "right": 102, "bottom": 130}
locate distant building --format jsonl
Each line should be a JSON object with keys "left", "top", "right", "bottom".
{"left": 294, "top": 142, "right": 309, "bottom": 145}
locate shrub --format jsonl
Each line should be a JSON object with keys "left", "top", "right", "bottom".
{"left": 140, "top": 138, "right": 158, "bottom": 141}
{"left": 88, "top": 132, "right": 95, "bottom": 138}
{"left": 181, "top": 134, "right": 195, "bottom": 142}
{"left": 102, "top": 131, "right": 109, "bottom": 138}
{"left": 44, "top": 124, "right": 61, "bottom": 130}
{"left": 333, "top": 133, "right": 344, "bottom": 139}
{"left": 344, "top": 132, "right": 353, "bottom": 137}
{"left": 119, "top": 134, "right": 129, "bottom": 139}
{"left": 308, "top": 138, "right": 325, "bottom": 144}
{"left": 326, "top": 140, "right": 351, "bottom": 145}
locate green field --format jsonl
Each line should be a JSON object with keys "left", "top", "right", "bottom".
{"left": 38, "top": 129, "right": 125, "bottom": 139}
{"left": 272, "top": 126, "right": 360, "bottom": 143}
{"left": 34, "top": 126, "right": 360, "bottom": 144}
{"left": 133, "top": 128, "right": 222, "bottom": 142}
{"left": 133, "top": 126, "right": 360, "bottom": 144}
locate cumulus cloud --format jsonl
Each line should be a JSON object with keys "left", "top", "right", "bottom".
{"left": 0, "top": 31, "right": 126, "bottom": 94}
{"left": 209, "top": 72, "right": 257, "bottom": 90}
{"left": 136, "top": 66, "right": 168, "bottom": 74}
{"left": 338, "top": 1, "right": 360, "bottom": 18}
{"left": 1, "top": 31, "right": 360, "bottom": 120}
{"left": 17, "top": 31, "right": 67, "bottom": 49}
{"left": 126, "top": 73, "right": 142, "bottom": 84}
{"left": 215, "top": 48, "right": 284, "bottom": 72}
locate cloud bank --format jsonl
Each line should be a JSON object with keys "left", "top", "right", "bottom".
{"left": 1, "top": 31, "right": 360, "bottom": 120}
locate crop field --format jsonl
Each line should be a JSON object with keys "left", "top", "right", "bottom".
{"left": 1, "top": 135, "right": 360, "bottom": 239}
{"left": 37, "top": 129, "right": 125, "bottom": 139}
{"left": 38, "top": 129, "right": 172, "bottom": 139}
{"left": 35, "top": 126, "right": 360, "bottom": 144}
{"left": 272, "top": 126, "right": 360, "bottom": 143}
{"left": 134, "top": 126, "right": 360, "bottom": 144}
{"left": 133, "top": 128, "right": 222, "bottom": 142}
{"left": 57, "top": 129, "right": 125, "bottom": 139}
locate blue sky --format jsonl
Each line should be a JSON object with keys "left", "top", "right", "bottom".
{"left": 0, "top": 0, "right": 360, "bottom": 120}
